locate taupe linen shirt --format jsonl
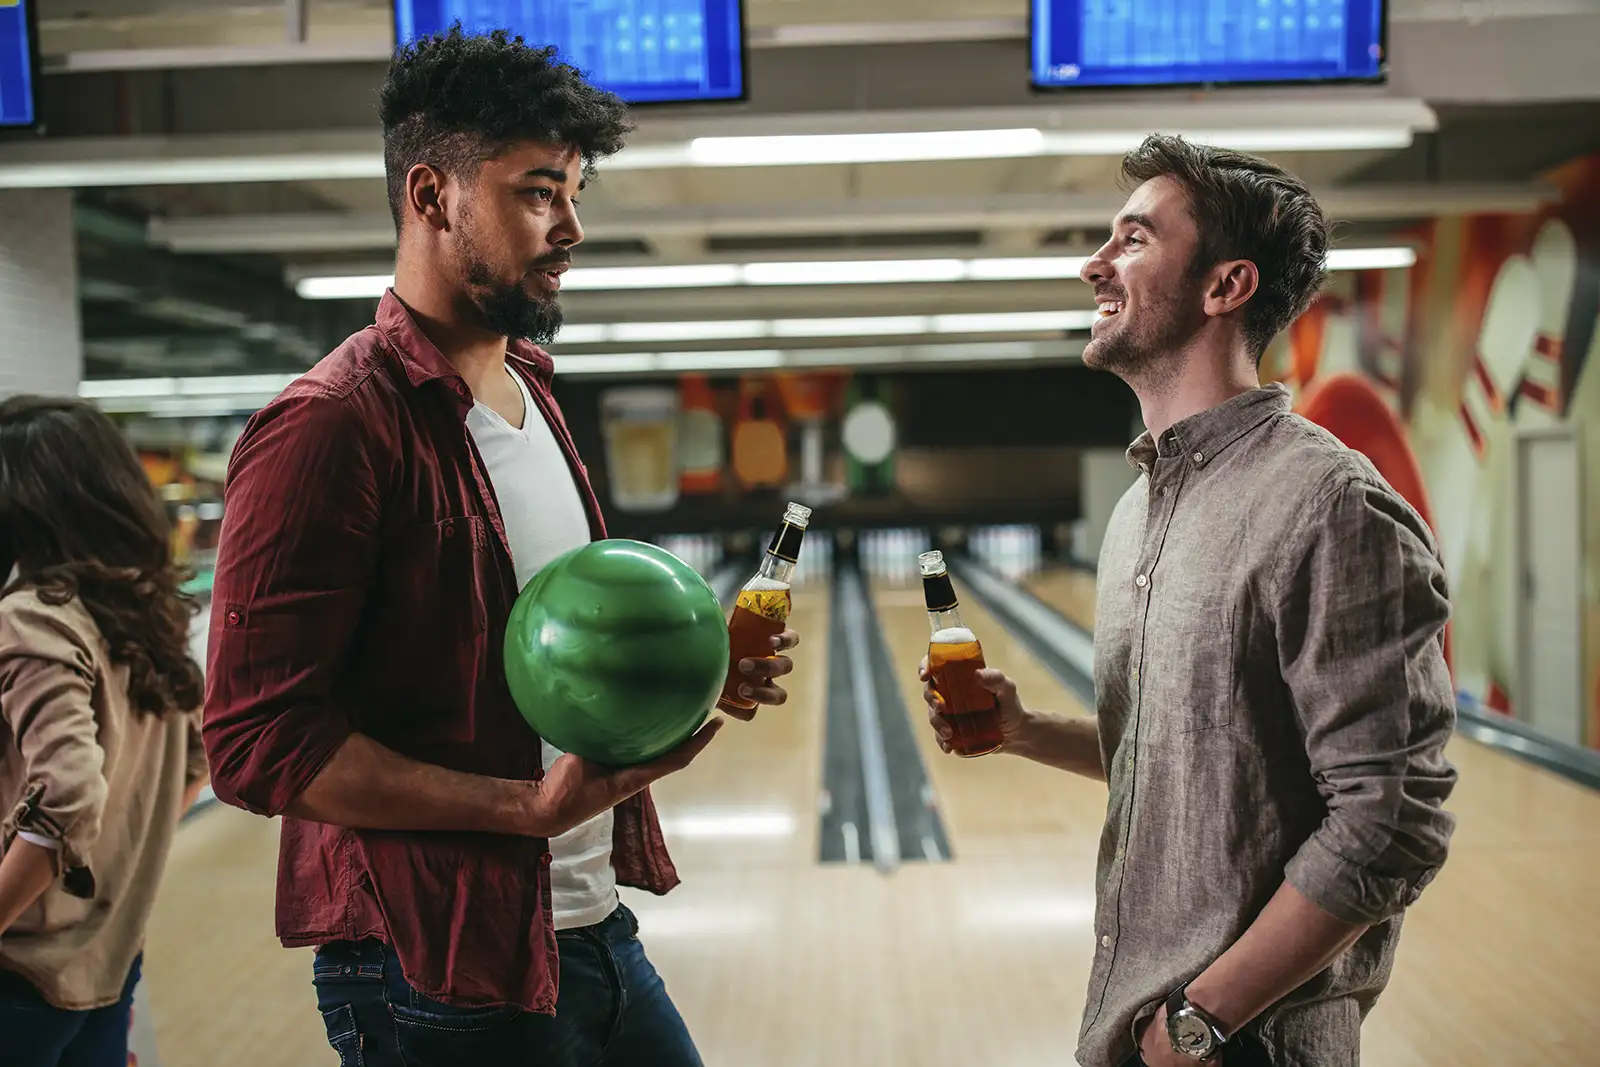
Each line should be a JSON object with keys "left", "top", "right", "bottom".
{"left": 1080, "top": 385, "right": 1458, "bottom": 1067}
{"left": 0, "top": 588, "right": 206, "bottom": 1009}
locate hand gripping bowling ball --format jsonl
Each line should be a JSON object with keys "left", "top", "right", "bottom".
{"left": 504, "top": 539, "right": 730, "bottom": 766}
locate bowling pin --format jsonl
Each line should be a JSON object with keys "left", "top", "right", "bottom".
{"left": 1415, "top": 254, "right": 1541, "bottom": 702}
{"left": 1515, "top": 219, "right": 1578, "bottom": 430}
{"left": 1470, "top": 219, "right": 1583, "bottom": 714}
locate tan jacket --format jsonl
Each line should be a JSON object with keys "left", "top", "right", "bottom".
{"left": 0, "top": 587, "right": 205, "bottom": 1010}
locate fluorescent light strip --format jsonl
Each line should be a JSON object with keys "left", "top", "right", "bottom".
{"left": 687, "top": 128, "right": 1047, "bottom": 167}
{"left": 0, "top": 124, "right": 1425, "bottom": 191}
{"left": 664, "top": 127, "right": 1415, "bottom": 170}
{"left": 296, "top": 248, "right": 1409, "bottom": 301}
{"left": 83, "top": 342, "right": 1086, "bottom": 412}
{"left": 80, "top": 373, "right": 301, "bottom": 400}
{"left": 1326, "top": 246, "right": 1417, "bottom": 270}
{"left": 561, "top": 310, "right": 1100, "bottom": 345}
{"left": 611, "top": 319, "right": 766, "bottom": 342}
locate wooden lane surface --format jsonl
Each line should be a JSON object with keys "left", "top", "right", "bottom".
{"left": 139, "top": 571, "right": 1600, "bottom": 1066}
{"left": 1021, "top": 565, "right": 1099, "bottom": 632}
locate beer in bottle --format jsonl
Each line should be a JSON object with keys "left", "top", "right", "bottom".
{"left": 717, "top": 502, "right": 811, "bottom": 714}
{"left": 920, "top": 550, "right": 1003, "bottom": 757}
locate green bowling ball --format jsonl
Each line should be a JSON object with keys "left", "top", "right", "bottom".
{"left": 504, "top": 539, "right": 730, "bottom": 766}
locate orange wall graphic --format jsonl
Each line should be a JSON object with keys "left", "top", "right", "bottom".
{"left": 1275, "top": 150, "right": 1600, "bottom": 749}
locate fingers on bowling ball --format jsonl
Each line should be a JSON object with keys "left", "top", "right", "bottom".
{"left": 662, "top": 717, "right": 724, "bottom": 767}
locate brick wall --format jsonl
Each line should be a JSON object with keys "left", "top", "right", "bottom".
{"left": 0, "top": 189, "right": 82, "bottom": 399}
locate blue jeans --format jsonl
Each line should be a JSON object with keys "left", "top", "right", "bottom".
{"left": 0, "top": 955, "right": 141, "bottom": 1067}
{"left": 312, "top": 903, "right": 703, "bottom": 1067}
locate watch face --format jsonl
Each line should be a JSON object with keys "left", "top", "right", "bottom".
{"left": 1170, "top": 1012, "right": 1215, "bottom": 1057}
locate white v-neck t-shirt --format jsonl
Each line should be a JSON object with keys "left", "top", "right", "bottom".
{"left": 466, "top": 365, "right": 618, "bottom": 931}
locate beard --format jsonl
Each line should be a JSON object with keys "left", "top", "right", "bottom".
{"left": 1082, "top": 275, "right": 1205, "bottom": 383}
{"left": 463, "top": 258, "right": 564, "bottom": 345}
{"left": 455, "top": 223, "right": 566, "bottom": 345}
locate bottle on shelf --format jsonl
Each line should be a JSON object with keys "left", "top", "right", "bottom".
{"left": 919, "top": 550, "right": 1003, "bottom": 757}
{"left": 717, "top": 502, "right": 812, "bottom": 714}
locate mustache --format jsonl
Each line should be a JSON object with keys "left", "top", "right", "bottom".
{"left": 1094, "top": 286, "right": 1127, "bottom": 303}
{"left": 529, "top": 251, "right": 572, "bottom": 272}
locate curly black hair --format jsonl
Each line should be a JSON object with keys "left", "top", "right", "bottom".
{"left": 379, "top": 25, "right": 636, "bottom": 229}
{"left": 1120, "top": 134, "right": 1330, "bottom": 362}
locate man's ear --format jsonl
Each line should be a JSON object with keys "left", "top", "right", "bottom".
{"left": 403, "top": 162, "right": 451, "bottom": 232}
{"left": 1204, "top": 259, "right": 1259, "bottom": 319}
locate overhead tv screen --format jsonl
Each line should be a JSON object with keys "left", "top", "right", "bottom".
{"left": 0, "top": 0, "right": 40, "bottom": 130}
{"left": 395, "top": 0, "right": 746, "bottom": 105}
{"left": 1031, "top": 0, "right": 1386, "bottom": 90}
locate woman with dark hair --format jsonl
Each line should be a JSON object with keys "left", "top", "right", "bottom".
{"left": 0, "top": 395, "right": 209, "bottom": 1066}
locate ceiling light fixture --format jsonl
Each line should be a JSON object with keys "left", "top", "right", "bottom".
{"left": 294, "top": 247, "right": 1412, "bottom": 301}
{"left": 80, "top": 339, "right": 1090, "bottom": 413}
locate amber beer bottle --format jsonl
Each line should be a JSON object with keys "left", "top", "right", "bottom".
{"left": 717, "top": 502, "right": 812, "bottom": 714}
{"left": 920, "top": 550, "right": 1003, "bottom": 757}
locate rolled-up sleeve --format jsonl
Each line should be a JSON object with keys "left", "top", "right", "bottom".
{"left": 0, "top": 601, "right": 107, "bottom": 891}
{"left": 202, "top": 389, "right": 382, "bottom": 817}
{"left": 1272, "top": 474, "right": 1458, "bottom": 926}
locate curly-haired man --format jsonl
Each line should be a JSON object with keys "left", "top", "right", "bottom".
{"left": 203, "top": 28, "right": 797, "bottom": 1066}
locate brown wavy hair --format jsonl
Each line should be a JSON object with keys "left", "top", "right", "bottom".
{"left": 0, "top": 395, "right": 204, "bottom": 716}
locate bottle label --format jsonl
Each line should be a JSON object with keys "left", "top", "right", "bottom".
{"left": 737, "top": 586, "right": 792, "bottom": 622}
{"left": 922, "top": 572, "right": 958, "bottom": 612}
{"left": 768, "top": 522, "right": 806, "bottom": 563}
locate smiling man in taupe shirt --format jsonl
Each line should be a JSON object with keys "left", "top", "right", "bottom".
{"left": 922, "top": 136, "right": 1458, "bottom": 1067}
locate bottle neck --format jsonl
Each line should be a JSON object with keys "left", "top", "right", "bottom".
{"left": 755, "top": 551, "right": 796, "bottom": 586}
{"left": 928, "top": 605, "right": 967, "bottom": 635}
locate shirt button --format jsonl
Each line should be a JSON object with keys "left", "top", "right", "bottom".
{"left": 1135, "top": 573, "right": 1149, "bottom": 588}
{"left": 1193, "top": 451, "right": 1205, "bottom": 465}
{"left": 541, "top": 852, "right": 553, "bottom": 866}
{"left": 443, "top": 523, "right": 456, "bottom": 538}
{"left": 225, "top": 610, "right": 242, "bottom": 626}
{"left": 1101, "top": 934, "right": 1112, "bottom": 948}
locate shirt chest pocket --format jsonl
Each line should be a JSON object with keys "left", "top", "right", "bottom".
{"left": 364, "top": 517, "right": 493, "bottom": 718}
{"left": 1151, "top": 614, "right": 1238, "bottom": 733}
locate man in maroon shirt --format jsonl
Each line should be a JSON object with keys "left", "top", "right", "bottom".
{"left": 202, "top": 28, "right": 797, "bottom": 1067}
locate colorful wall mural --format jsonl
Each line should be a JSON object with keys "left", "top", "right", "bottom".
{"left": 1267, "top": 150, "right": 1600, "bottom": 751}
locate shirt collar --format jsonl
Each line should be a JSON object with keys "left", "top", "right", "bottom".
{"left": 1126, "top": 383, "right": 1291, "bottom": 472}
{"left": 375, "top": 289, "right": 557, "bottom": 395}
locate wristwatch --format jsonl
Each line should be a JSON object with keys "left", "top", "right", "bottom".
{"left": 1164, "top": 985, "right": 1229, "bottom": 1060}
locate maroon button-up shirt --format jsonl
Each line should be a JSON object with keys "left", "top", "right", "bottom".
{"left": 202, "top": 290, "right": 679, "bottom": 1013}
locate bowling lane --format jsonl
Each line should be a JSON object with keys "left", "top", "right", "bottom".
{"left": 631, "top": 580, "right": 1107, "bottom": 1067}
{"left": 1021, "top": 563, "right": 1098, "bottom": 632}
{"left": 1022, "top": 561, "right": 1600, "bottom": 1063}
{"left": 871, "top": 575, "right": 1106, "bottom": 859}
{"left": 143, "top": 807, "right": 329, "bottom": 1066}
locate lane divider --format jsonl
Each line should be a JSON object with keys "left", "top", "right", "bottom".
{"left": 837, "top": 564, "right": 902, "bottom": 874}
{"left": 948, "top": 554, "right": 1096, "bottom": 708}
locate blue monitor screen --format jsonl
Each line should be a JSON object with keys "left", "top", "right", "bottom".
{"left": 0, "top": 0, "right": 39, "bottom": 129}
{"left": 1032, "top": 0, "right": 1386, "bottom": 89}
{"left": 395, "top": 0, "right": 745, "bottom": 104}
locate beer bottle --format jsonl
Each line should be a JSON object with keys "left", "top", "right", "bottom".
{"left": 920, "top": 550, "right": 1003, "bottom": 757}
{"left": 717, "top": 502, "right": 811, "bottom": 714}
